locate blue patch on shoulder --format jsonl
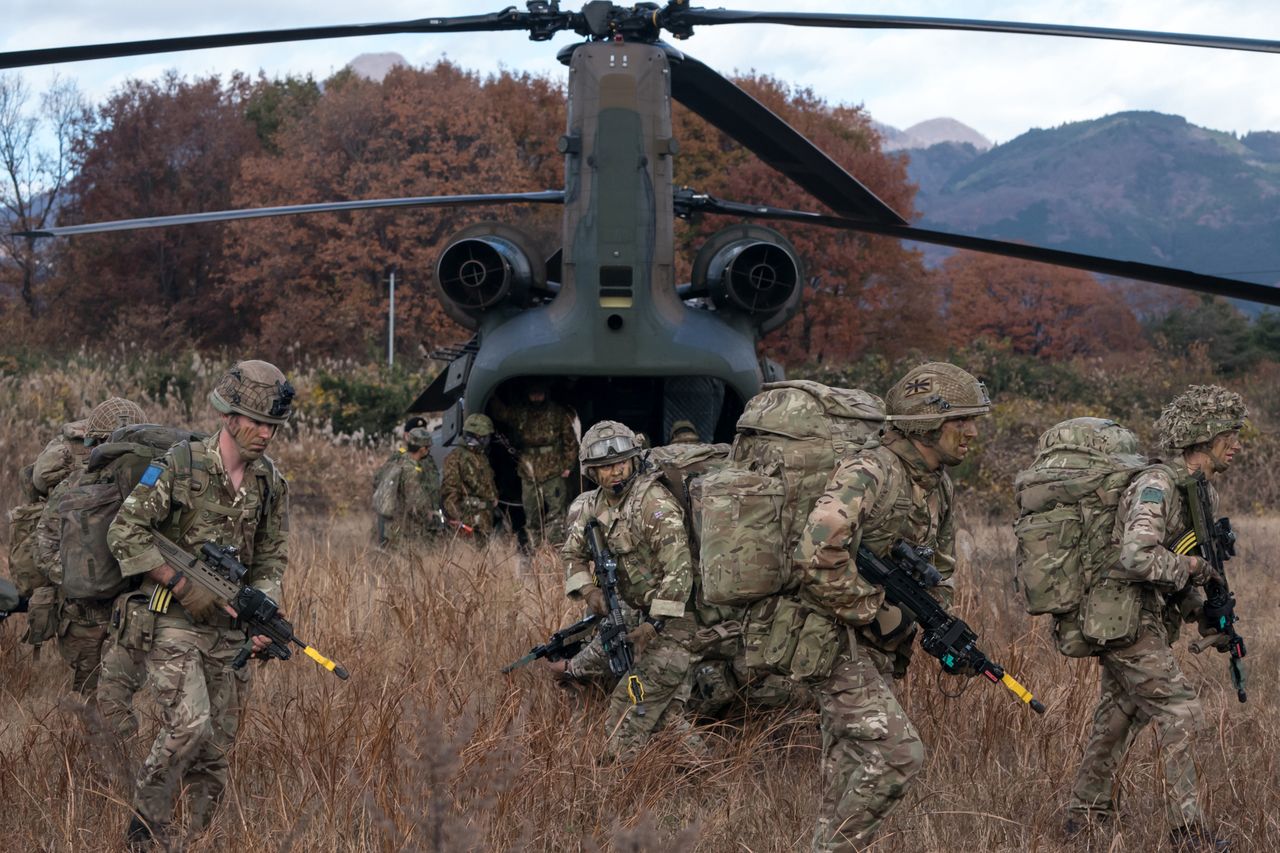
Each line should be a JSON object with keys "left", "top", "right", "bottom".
{"left": 1139, "top": 486, "right": 1164, "bottom": 504}
{"left": 139, "top": 464, "right": 163, "bottom": 487}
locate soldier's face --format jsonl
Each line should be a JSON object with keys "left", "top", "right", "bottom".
{"left": 1208, "top": 430, "right": 1242, "bottom": 473}
{"left": 226, "top": 414, "right": 277, "bottom": 461}
{"left": 934, "top": 416, "right": 980, "bottom": 466}
{"left": 592, "top": 458, "right": 634, "bottom": 492}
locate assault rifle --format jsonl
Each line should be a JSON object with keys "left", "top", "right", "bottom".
{"left": 151, "top": 531, "right": 349, "bottom": 680}
{"left": 856, "top": 541, "right": 1046, "bottom": 714}
{"left": 584, "top": 519, "right": 636, "bottom": 678}
{"left": 501, "top": 613, "right": 601, "bottom": 673}
{"left": 1180, "top": 472, "right": 1246, "bottom": 703}
{"left": 0, "top": 577, "right": 28, "bottom": 621}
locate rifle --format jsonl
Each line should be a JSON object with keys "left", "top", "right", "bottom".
{"left": 1177, "top": 472, "right": 1246, "bottom": 703}
{"left": 0, "top": 577, "right": 28, "bottom": 621}
{"left": 856, "top": 541, "right": 1046, "bottom": 714}
{"left": 502, "top": 613, "right": 600, "bottom": 673}
{"left": 584, "top": 519, "right": 643, "bottom": 705}
{"left": 150, "top": 531, "right": 349, "bottom": 680}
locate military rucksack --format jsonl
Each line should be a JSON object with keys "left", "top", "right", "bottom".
{"left": 1013, "top": 418, "right": 1149, "bottom": 621}
{"left": 54, "top": 425, "right": 202, "bottom": 601}
{"left": 644, "top": 442, "right": 731, "bottom": 558}
{"left": 698, "top": 381, "right": 886, "bottom": 606}
{"left": 7, "top": 464, "right": 46, "bottom": 595}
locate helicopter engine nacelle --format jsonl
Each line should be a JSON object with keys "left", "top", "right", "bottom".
{"left": 692, "top": 225, "right": 803, "bottom": 334}
{"left": 435, "top": 223, "right": 546, "bottom": 329}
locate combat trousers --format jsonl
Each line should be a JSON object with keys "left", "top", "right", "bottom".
{"left": 58, "top": 598, "right": 113, "bottom": 694}
{"left": 604, "top": 616, "right": 698, "bottom": 761}
{"left": 133, "top": 618, "right": 249, "bottom": 830}
{"left": 813, "top": 640, "right": 925, "bottom": 853}
{"left": 1069, "top": 624, "right": 1203, "bottom": 829}
{"left": 521, "top": 475, "right": 568, "bottom": 546}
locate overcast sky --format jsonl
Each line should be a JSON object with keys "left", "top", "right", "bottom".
{"left": 6, "top": 0, "right": 1279, "bottom": 143}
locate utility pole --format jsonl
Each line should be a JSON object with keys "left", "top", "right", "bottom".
{"left": 387, "top": 270, "right": 396, "bottom": 367}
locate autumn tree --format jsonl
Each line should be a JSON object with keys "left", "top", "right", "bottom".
{"left": 0, "top": 73, "right": 88, "bottom": 318}
{"left": 50, "top": 72, "right": 260, "bottom": 346}
{"left": 939, "top": 251, "right": 1145, "bottom": 358}
{"left": 224, "top": 63, "right": 549, "bottom": 360}
{"left": 672, "top": 76, "right": 932, "bottom": 366}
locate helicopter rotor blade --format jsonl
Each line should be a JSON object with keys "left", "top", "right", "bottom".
{"left": 13, "top": 191, "right": 565, "bottom": 238}
{"left": 668, "top": 50, "right": 905, "bottom": 225}
{"left": 669, "top": 9, "right": 1280, "bottom": 54}
{"left": 677, "top": 192, "right": 1280, "bottom": 307}
{"left": 0, "top": 9, "right": 564, "bottom": 70}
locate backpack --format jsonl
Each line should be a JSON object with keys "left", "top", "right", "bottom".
{"left": 7, "top": 464, "right": 46, "bottom": 594}
{"left": 55, "top": 425, "right": 203, "bottom": 601}
{"left": 698, "top": 381, "right": 886, "bottom": 606}
{"left": 1013, "top": 418, "right": 1148, "bottom": 617}
{"left": 644, "top": 442, "right": 731, "bottom": 558}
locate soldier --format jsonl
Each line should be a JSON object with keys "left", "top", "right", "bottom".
{"left": 373, "top": 426, "right": 442, "bottom": 546}
{"left": 490, "top": 380, "right": 578, "bottom": 546}
{"left": 562, "top": 420, "right": 700, "bottom": 760}
{"left": 667, "top": 419, "right": 701, "bottom": 445}
{"left": 108, "top": 361, "right": 292, "bottom": 846}
{"left": 798, "top": 363, "right": 989, "bottom": 852}
{"left": 441, "top": 414, "right": 500, "bottom": 541}
{"left": 1065, "top": 385, "right": 1244, "bottom": 852}
{"left": 34, "top": 397, "right": 147, "bottom": 696}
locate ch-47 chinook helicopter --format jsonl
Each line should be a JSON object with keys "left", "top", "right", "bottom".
{"left": 7, "top": 2, "right": 1280, "bottom": 453}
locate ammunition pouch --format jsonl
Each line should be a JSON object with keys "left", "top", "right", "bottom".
{"left": 1080, "top": 577, "right": 1143, "bottom": 649}
{"left": 113, "top": 592, "right": 157, "bottom": 653}
{"left": 757, "top": 596, "right": 841, "bottom": 683}
{"left": 1051, "top": 608, "right": 1100, "bottom": 658}
{"left": 22, "top": 586, "right": 59, "bottom": 647}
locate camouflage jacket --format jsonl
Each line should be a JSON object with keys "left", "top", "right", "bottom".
{"left": 32, "top": 420, "right": 89, "bottom": 497}
{"left": 799, "top": 429, "right": 955, "bottom": 630}
{"left": 441, "top": 446, "right": 498, "bottom": 522}
{"left": 1113, "top": 457, "right": 1210, "bottom": 631}
{"left": 374, "top": 451, "right": 441, "bottom": 532}
{"left": 562, "top": 471, "right": 692, "bottom": 619}
{"left": 490, "top": 397, "right": 578, "bottom": 482}
{"left": 107, "top": 429, "right": 289, "bottom": 611}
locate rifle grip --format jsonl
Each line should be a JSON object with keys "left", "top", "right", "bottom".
{"left": 232, "top": 644, "right": 252, "bottom": 670}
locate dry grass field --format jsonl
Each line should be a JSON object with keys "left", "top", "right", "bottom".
{"left": 1, "top": 356, "right": 1277, "bottom": 852}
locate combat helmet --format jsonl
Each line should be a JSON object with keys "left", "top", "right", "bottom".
{"left": 463, "top": 413, "right": 494, "bottom": 437}
{"left": 405, "top": 427, "right": 433, "bottom": 450}
{"left": 580, "top": 420, "right": 642, "bottom": 479}
{"left": 1154, "top": 385, "right": 1247, "bottom": 450}
{"left": 669, "top": 419, "right": 700, "bottom": 444}
{"left": 210, "top": 360, "right": 295, "bottom": 425}
{"left": 885, "top": 362, "right": 990, "bottom": 436}
{"left": 85, "top": 397, "right": 145, "bottom": 441}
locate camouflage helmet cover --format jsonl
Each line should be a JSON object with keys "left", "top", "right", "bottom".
{"left": 210, "top": 360, "right": 294, "bottom": 425}
{"left": 86, "top": 397, "right": 146, "bottom": 439}
{"left": 580, "top": 420, "right": 641, "bottom": 476}
{"left": 405, "top": 427, "right": 433, "bottom": 449}
{"left": 463, "top": 413, "right": 494, "bottom": 436}
{"left": 669, "top": 419, "right": 700, "bottom": 444}
{"left": 885, "top": 362, "right": 990, "bottom": 435}
{"left": 1154, "top": 384, "right": 1248, "bottom": 450}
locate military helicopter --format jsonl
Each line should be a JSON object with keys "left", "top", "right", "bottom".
{"left": 7, "top": 1, "right": 1280, "bottom": 455}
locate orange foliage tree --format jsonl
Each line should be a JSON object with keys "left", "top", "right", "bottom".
{"left": 939, "top": 251, "right": 1145, "bottom": 358}
{"left": 672, "top": 76, "right": 932, "bottom": 366}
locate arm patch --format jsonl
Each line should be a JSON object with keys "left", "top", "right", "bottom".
{"left": 1139, "top": 486, "right": 1164, "bottom": 504}
{"left": 139, "top": 464, "right": 164, "bottom": 488}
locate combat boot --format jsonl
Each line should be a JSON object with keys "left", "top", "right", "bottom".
{"left": 126, "top": 814, "right": 166, "bottom": 850}
{"left": 1170, "top": 823, "right": 1230, "bottom": 852}
{"left": 1061, "top": 812, "right": 1110, "bottom": 843}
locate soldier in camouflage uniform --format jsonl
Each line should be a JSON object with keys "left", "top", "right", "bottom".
{"left": 12, "top": 417, "right": 91, "bottom": 655}
{"left": 562, "top": 420, "right": 701, "bottom": 760}
{"left": 490, "top": 381, "right": 578, "bottom": 546}
{"left": 1065, "top": 386, "right": 1244, "bottom": 852}
{"left": 108, "top": 361, "right": 292, "bottom": 847}
{"left": 32, "top": 397, "right": 147, "bottom": 696}
{"left": 441, "top": 414, "right": 500, "bottom": 541}
{"left": 373, "top": 426, "right": 442, "bottom": 545}
{"left": 798, "top": 363, "right": 990, "bottom": 853}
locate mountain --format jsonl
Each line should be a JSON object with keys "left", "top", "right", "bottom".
{"left": 877, "top": 118, "right": 991, "bottom": 152}
{"left": 904, "top": 111, "right": 1280, "bottom": 291}
{"left": 348, "top": 52, "right": 409, "bottom": 82}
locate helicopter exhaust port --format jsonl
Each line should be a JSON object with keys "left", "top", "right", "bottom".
{"left": 692, "top": 225, "right": 804, "bottom": 333}
{"left": 434, "top": 222, "right": 546, "bottom": 329}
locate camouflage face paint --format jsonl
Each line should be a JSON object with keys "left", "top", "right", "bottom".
{"left": 226, "top": 414, "right": 276, "bottom": 462}
{"left": 1207, "top": 430, "right": 1242, "bottom": 474}
{"left": 932, "top": 416, "right": 979, "bottom": 467}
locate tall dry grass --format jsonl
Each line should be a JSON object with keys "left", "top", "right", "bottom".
{"left": 0, "top": 356, "right": 1278, "bottom": 851}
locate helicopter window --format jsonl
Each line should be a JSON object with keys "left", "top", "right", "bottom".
{"left": 599, "top": 266, "right": 633, "bottom": 308}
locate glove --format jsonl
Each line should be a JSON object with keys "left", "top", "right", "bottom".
{"left": 581, "top": 584, "right": 609, "bottom": 617}
{"left": 626, "top": 622, "right": 659, "bottom": 656}
{"left": 175, "top": 578, "right": 223, "bottom": 623}
{"left": 1188, "top": 557, "right": 1219, "bottom": 587}
{"left": 869, "top": 603, "right": 915, "bottom": 644}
